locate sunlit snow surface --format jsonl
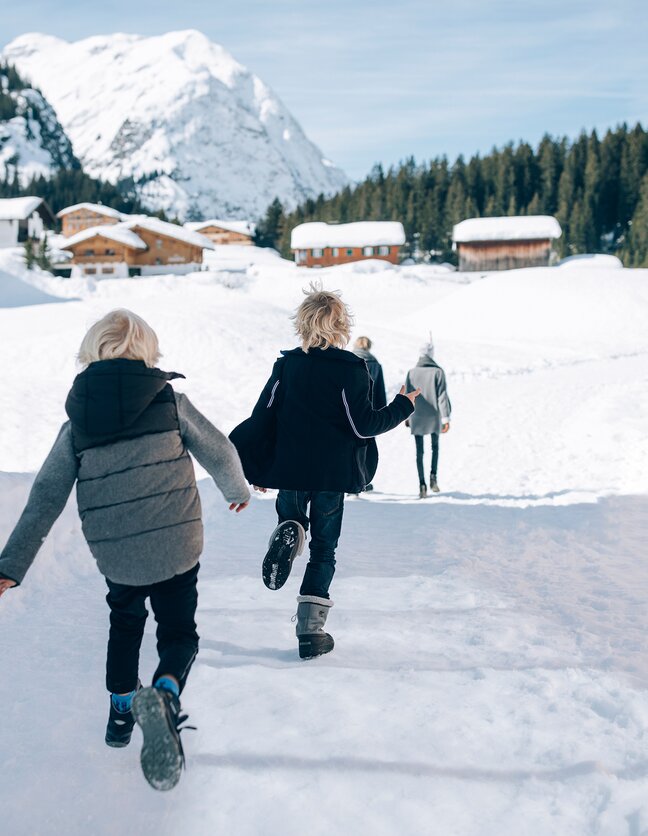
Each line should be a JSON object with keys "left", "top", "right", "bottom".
{"left": 1, "top": 247, "right": 647, "bottom": 835}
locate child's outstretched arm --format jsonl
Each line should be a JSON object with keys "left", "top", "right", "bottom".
{"left": 0, "top": 424, "right": 78, "bottom": 592}
{"left": 176, "top": 393, "right": 251, "bottom": 512}
{"left": 342, "top": 366, "right": 419, "bottom": 440}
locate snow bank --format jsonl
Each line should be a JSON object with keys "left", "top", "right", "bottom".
{"left": 558, "top": 253, "right": 623, "bottom": 269}
{"left": 452, "top": 215, "right": 562, "bottom": 242}
{"left": 0, "top": 268, "right": 70, "bottom": 307}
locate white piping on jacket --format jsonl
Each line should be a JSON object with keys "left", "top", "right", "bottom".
{"left": 342, "top": 388, "right": 372, "bottom": 439}
{"left": 267, "top": 380, "right": 279, "bottom": 408}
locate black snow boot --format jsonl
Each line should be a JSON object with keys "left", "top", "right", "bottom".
{"left": 105, "top": 682, "right": 141, "bottom": 748}
{"left": 131, "top": 686, "right": 194, "bottom": 791}
{"left": 105, "top": 700, "right": 136, "bottom": 748}
{"left": 419, "top": 483, "right": 428, "bottom": 499}
{"left": 430, "top": 474, "right": 440, "bottom": 493}
{"left": 262, "top": 520, "right": 306, "bottom": 590}
{"left": 295, "top": 595, "right": 335, "bottom": 660}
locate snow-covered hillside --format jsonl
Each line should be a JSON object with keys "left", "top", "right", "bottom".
{"left": 0, "top": 62, "right": 77, "bottom": 184}
{"left": 1, "top": 249, "right": 647, "bottom": 835}
{"left": 3, "top": 31, "right": 348, "bottom": 219}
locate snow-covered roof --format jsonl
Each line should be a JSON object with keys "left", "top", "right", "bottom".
{"left": 186, "top": 219, "right": 256, "bottom": 237}
{"left": 291, "top": 222, "right": 406, "bottom": 249}
{"left": 452, "top": 215, "right": 562, "bottom": 243}
{"left": 123, "top": 216, "right": 215, "bottom": 249}
{"left": 56, "top": 202, "right": 125, "bottom": 220}
{"left": 60, "top": 225, "right": 147, "bottom": 250}
{"left": 0, "top": 196, "right": 44, "bottom": 220}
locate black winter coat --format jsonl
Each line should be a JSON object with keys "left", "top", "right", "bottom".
{"left": 229, "top": 346, "right": 414, "bottom": 493}
{"left": 353, "top": 348, "right": 387, "bottom": 409}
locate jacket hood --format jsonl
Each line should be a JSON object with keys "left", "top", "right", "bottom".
{"left": 280, "top": 346, "right": 362, "bottom": 364}
{"left": 416, "top": 354, "right": 439, "bottom": 368}
{"left": 65, "top": 359, "right": 185, "bottom": 437}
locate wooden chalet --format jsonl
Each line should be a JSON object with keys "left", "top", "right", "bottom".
{"left": 452, "top": 216, "right": 562, "bottom": 272}
{"left": 57, "top": 203, "right": 125, "bottom": 237}
{"left": 291, "top": 222, "right": 406, "bottom": 267}
{"left": 60, "top": 217, "right": 214, "bottom": 277}
{"left": 185, "top": 219, "right": 255, "bottom": 246}
{"left": 0, "top": 197, "right": 55, "bottom": 248}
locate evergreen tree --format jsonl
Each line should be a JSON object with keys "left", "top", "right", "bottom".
{"left": 254, "top": 198, "right": 285, "bottom": 249}
{"left": 36, "top": 233, "right": 53, "bottom": 271}
{"left": 23, "top": 238, "right": 36, "bottom": 270}
{"left": 623, "top": 172, "right": 648, "bottom": 266}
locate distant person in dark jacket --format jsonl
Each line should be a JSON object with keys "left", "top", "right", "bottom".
{"left": 406, "top": 339, "right": 451, "bottom": 498}
{"left": 352, "top": 336, "right": 387, "bottom": 491}
{"left": 353, "top": 336, "right": 387, "bottom": 410}
{"left": 230, "top": 286, "right": 419, "bottom": 659}
{"left": 0, "top": 309, "right": 250, "bottom": 791}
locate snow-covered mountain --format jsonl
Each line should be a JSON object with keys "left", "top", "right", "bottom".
{"left": 0, "top": 61, "right": 78, "bottom": 185}
{"left": 3, "top": 31, "right": 348, "bottom": 220}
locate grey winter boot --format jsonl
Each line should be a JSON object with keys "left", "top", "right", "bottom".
{"left": 430, "top": 474, "right": 440, "bottom": 493}
{"left": 295, "top": 595, "right": 334, "bottom": 660}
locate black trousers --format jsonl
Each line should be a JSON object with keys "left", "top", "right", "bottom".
{"left": 105, "top": 564, "right": 199, "bottom": 695}
{"left": 415, "top": 433, "right": 439, "bottom": 485}
{"left": 276, "top": 490, "right": 345, "bottom": 599}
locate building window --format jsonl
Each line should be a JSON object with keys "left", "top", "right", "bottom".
{"left": 155, "top": 258, "right": 162, "bottom": 265}
{"left": 312, "top": 248, "right": 323, "bottom": 258}
{"left": 378, "top": 246, "right": 390, "bottom": 256}
{"left": 363, "top": 246, "right": 374, "bottom": 256}
{"left": 83, "top": 249, "right": 95, "bottom": 256}
{"left": 332, "top": 247, "right": 339, "bottom": 257}
{"left": 105, "top": 249, "right": 116, "bottom": 256}
{"left": 156, "top": 239, "right": 163, "bottom": 249}
{"left": 346, "top": 249, "right": 353, "bottom": 256}
{"left": 101, "top": 267, "right": 114, "bottom": 274}
{"left": 85, "top": 267, "right": 96, "bottom": 275}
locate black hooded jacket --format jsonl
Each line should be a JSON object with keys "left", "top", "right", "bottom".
{"left": 229, "top": 346, "right": 413, "bottom": 493}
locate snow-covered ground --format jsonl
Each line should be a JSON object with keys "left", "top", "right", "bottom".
{"left": 0, "top": 246, "right": 647, "bottom": 835}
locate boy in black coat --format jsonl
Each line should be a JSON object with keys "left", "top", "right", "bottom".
{"left": 230, "top": 286, "right": 419, "bottom": 658}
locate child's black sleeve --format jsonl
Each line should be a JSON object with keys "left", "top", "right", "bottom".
{"left": 341, "top": 366, "right": 414, "bottom": 439}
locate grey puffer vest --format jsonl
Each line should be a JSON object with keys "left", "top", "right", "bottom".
{"left": 65, "top": 359, "right": 203, "bottom": 586}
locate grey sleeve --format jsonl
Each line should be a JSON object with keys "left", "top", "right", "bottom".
{"left": 436, "top": 371, "right": 451, "bottom": 422}
{"left": 0, "top": 423, "right": 78, "bottom": 585}
{"left": 176, "top": 393, "right": 251, "bottom": 505}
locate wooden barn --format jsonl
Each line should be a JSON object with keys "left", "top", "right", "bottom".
{"left": 185, "top": 219, "right": 255, "bottom": 246}
{"left": 57, "top": 203, "right": 125, "bottom": 237}
{"left": 291, "top": 222, "right": 406, "bottom": 267}
{"left": 60, "top": 217, "right": 214, "bottom": 277}
{"left": 0, "top": 197, "right": 55, "bottom": 248}
{"left": 452, "top": 215, "right": 562, "bottom": 272}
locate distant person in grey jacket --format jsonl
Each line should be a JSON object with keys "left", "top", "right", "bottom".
{"left": 406, "top": 339, "right": 451, "bottom": 498}
{"left": 0, "top": 309, "right": 250, "bottom": 791}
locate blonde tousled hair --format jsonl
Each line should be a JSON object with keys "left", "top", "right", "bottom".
{"left": 78, "top": 309, "right": 161, "bottom": 368}
{"left": 293, "top": 284, "right": 353, "bottom": 352}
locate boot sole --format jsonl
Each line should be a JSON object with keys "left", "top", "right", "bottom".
{"left": 262, "top": 521, "right": 305, "bottom": 590}
{"left": 298, "top": 633, "right": 335, "bottom": 660}
{"left": 105, "top": 734, "right": 132, "bottom": 748}
{"left": 132, "top": 688, "right": 183, "bottom": 791}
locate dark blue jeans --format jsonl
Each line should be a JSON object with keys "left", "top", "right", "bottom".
{"left": 276, "top": 490, "right": 345, "bottom": 599}
{"left": 105, "top": 564, "right": 199, "bottom": 695}
{"left": 415, "top": 433, "right": 439, "bottom": 485}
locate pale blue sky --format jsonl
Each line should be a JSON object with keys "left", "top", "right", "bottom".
{"left": 3, "top": 0, "right": 647, "bottom": 179}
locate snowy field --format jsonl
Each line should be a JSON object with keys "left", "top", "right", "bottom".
{"left": 0, "top": 246, "right": 647, "bottom": 835}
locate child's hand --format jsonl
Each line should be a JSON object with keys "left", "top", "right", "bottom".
{"left": 253, "top": 485, "right": 268, "bottom": 493}
{"left": 441, "top": 422, "right": 450, "bottom": 433}
{"left": 0, "top": 578, "right": 17, "bottom": 597}
{"left": 399, "top": 385, "right": 421, "bottom": 406}
{"left": 229, "top": 502, "right": 249, "bottom": 513}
